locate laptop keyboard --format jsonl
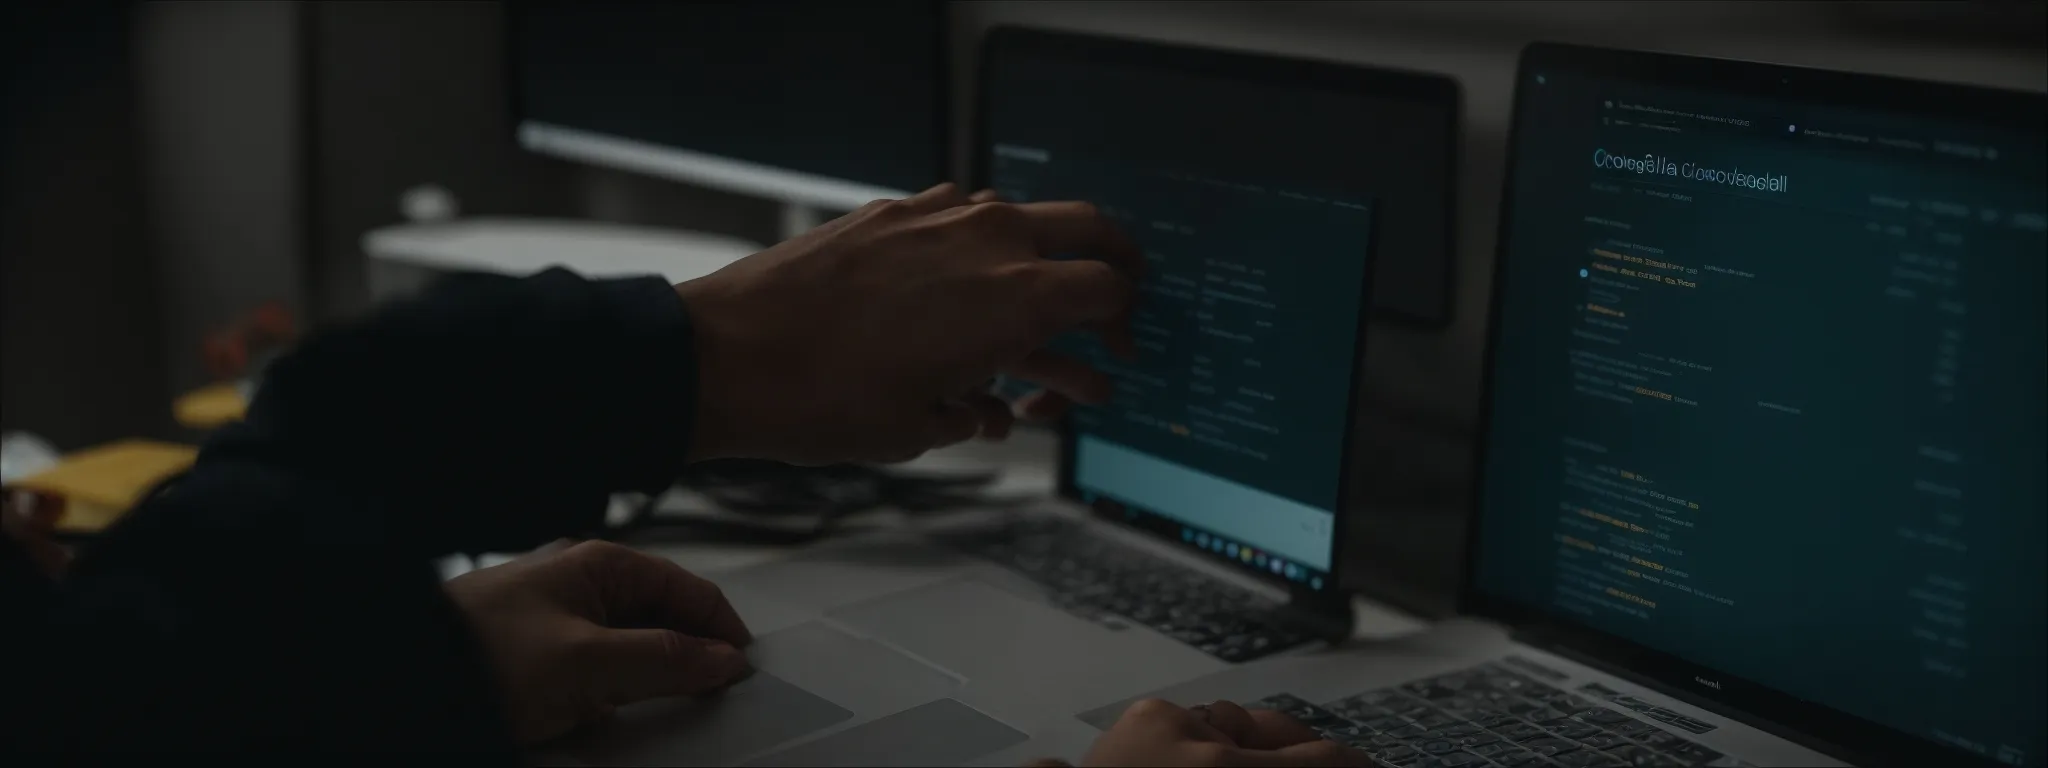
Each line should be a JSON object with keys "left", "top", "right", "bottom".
{"left": 1245, "top": 661, "right": 1753, "bottom": 768}
{"left": 951, "top": 516, "right": 1311, "bottom": 663}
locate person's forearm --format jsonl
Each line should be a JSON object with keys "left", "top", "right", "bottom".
{"left": 198, "top": 268, "right": 702, "bottom": 556}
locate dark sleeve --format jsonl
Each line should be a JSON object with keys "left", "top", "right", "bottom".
{"left": 207, "top": 267, "right": 703, "bottom": 557}
{"left": 12, "top": 269, "right": 702, "bottom": 754}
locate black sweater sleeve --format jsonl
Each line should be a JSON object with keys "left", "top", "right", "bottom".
{"left": 8, "top": 269, "right": 702, "bottom": 755}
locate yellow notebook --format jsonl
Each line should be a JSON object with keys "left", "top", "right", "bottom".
{"left": 8, "top": 439, "right": 198, "bottom": 533}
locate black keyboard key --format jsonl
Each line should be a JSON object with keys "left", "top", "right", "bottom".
{"left": 1462, "top": 740, "right": 1512, "bottom": 758}
{"left": 1355, "top": 690, "right": 1417, "bottom": 709}
{"left": 1523, "top": 737, "right": 1584, "bottom": 756}
{"left": 1362, "top": 716, "right": 1412, "bottom": 732}
{"left": 1554, "top": 749, "right": 1626, "bottom": 767}
{"left": 1634, "top": 730, "right": 1683, "bottom": 750}
{"left": 1331, "top": 701, "right": 1394, "bottom": 722}
{"left": 1324, "top": 724, "right": 1374, "bottom": 743}
{"left": 1402, "top": 682, "right": 1465, "bottom": 701}
{"left": 1607, "top": 744, "right": 1687, "bottom": 768}
{"left": 1410, "top": 712, "right": 1459, "bottom": 729}
{"left": 1579, "top": 733, "right": 1629, "bottom": 750}
{"left": 1455, "top": 731, "right": 1502, "bottom": 747}
{"left": 1373, "top": 744, "right": 1421, "bottom": 762}
{"left": 1505, "top": 699, "right": 1549, "bottom": 717}
{"left": 1494, "top": 749, "right": 1548, "bottom": 767}
{"left": 1663, "top": 741, "right": 1723, "bottom": 765}
{"left": 1581, "top": 707, "right": 1635, "bottom": 725}
{"left": 1497, "top": 722, "right": 1549, "bottom": 742}
{"left": 1471, "top": 713, "right": 1522, "bottom": 730}
{"left": 1417, "top": 739, "right": 1461, "bottom": 756}
{"left": 1382, "top": 723, "right": 1429, "bottom": 740}
{"left": 1549, "top": 722, "right": 1605, "bottom": 740}
{"left": 1613, "top": 720, "right": 1662, "bottom": 738}
{"left": 1427, "top": 751, "right": 1487, "bottom": 768}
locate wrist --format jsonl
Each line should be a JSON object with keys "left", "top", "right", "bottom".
{"left": 674, "top": 276, "right": 786, "bottom": 462}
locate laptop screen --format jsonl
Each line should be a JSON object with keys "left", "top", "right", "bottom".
{"left": 979, "top": 29, "right": 1451, "bottom": 591}
{"left": 1477, "top": 48, "right": 2046, "bottom": 763}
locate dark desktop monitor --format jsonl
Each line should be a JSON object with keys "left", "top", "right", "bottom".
{"left": 506, "top": 1, "right": 948, "bottom": 235}
{"left": 976, "top": 27, "right": 1458, "bottom": 595}
{"left": 1472, "top": 44, "right": 2046, "bottom": 767}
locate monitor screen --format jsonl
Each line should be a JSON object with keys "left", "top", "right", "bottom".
{"left": 508, "top": 1, "right": 946, "bottom": 206}
{"left": 980, "top": 30, "right": 1412, "bottom": 592}
{"left": 1476, "top": 51, "right": 2046, "bottom": 764}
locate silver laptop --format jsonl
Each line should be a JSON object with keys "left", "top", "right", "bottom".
{"left": 544, "top": 27, "right": 1458, "bottom": 768}
{"left": 1024, "top": 44, "right": 2048, "bottom": 768}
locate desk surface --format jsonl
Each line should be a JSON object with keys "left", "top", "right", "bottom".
{"left": 444, "top": 428, "right": 1429, "bottom": 641}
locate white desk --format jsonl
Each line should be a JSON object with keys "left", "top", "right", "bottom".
{"left": 444, "top": 428, "right": 1430, "bottom": 642}
{"left": 363, "top": 217, "right": 763, "bottom": 303}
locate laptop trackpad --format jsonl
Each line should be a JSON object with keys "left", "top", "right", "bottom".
{"left": 741, "top": 698, "right": 1028, "bottom": 767}
{"left": 570, "top": 621, "right": 961, "bottom": 766}
{"left": 574, "top": 672, "right": 853, "bottom": 767}
{"left": 826, "top": 578, "right": 1212, "bottom": 712}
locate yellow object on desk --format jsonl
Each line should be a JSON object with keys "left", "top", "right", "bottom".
{"left": 174, "top": 381, "right": 248, "bottom": 429}
{"left": 7, "top": 439, "right": 198, "bottom": 533}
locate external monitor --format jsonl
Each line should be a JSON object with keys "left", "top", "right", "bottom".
{"left": 507, "top": 1, "right": 949, "bottom": 239}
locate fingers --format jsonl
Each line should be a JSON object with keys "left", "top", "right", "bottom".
{"left": 957, "top": 391, "right": 1016, "bottom": 440}
{"left": 1011, "top": 389, "right": 1073, "bottom": 423}
{"left": 896, "top": 181, "right": 975, "bottom": 216}
{"left": 968, "top": 188, "right": 1003, "bottom": 204}
{"left": 928, "top": 397, "right": 987, "bottom": 449}
{"left": 573, "top": 541, "right": 753, "bottom": 647}
{"left": 804, "top": 182, "right": 971, "bottom": 241}
{"left": 1030, "top": 258, "right": 1138, "bottom": 331}
{"left": 1238, "top": 706, "right": 1325, "bottom": 749}
{"left": 1012, "top": 200, "right": 1145, "bottom": 281}
{"left": 581, "top": 628, "right": 751, "bottom": 705}
{"left": 1006, "top": 348, "right": 1113, "bottom": 406}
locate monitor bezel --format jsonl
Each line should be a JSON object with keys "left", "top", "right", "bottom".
{"left": 1465, "top": 41, "right": 2047, "bottom": 768}
{"left": 971, "top": 24, "right": 1458, "bottom": 602}
{"left": 502, "top": 0, "right": 952, "bottom": 211}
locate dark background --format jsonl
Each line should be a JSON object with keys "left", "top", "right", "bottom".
{"left": 3, "top": 1, "right": 2042, "bottom": 617}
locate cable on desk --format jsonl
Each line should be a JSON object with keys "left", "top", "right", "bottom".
{"left": 598, "top": 459, "right": 1025, "bottom": 546}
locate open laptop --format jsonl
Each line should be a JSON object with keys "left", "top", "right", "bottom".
{"left": 545, "top": 27, "right": 1458, "bottom": 768}
{"left": 1039, "top": 44, "right": 2047, "bottom": 768}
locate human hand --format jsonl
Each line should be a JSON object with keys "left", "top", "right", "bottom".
{"left": 676, "top": 182, "right": 1141, "bottom": 465}
{"left": 443, "top": 540, "right": 753, "bottom": 745}
{"left": 1077, "top": 699, "right": 1370, "bottom": 767}
{"left": 957, "top": 188, "right": 1103, "bottom": 427}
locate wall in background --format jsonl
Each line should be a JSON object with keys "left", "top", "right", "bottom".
{"left": 0, "top": 2, "right": 168, "bottom": 449}
{"left": 305, "top": 1, "right": 577, "bottom": 322}
{"left": 133, "top": 1, "right": 306, "bottom": 401}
